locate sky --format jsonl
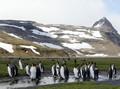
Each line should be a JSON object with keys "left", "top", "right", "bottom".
{"left": 0, "top": 0, "right": 120, "bottom": 33}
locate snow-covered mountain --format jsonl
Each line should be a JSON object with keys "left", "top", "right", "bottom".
{"left": 0, "top": 17, "right": 120, "bottom": 57}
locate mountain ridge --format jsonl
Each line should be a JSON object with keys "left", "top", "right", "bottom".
{"left": 0, "top": 17, "right": 120, "bottom": 57}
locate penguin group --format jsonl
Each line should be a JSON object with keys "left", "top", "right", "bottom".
{"left": 73, "top": 61, "right": 99, "bottom": 80}
{"left": 7, "top": 59, "right": 117, "bottom": 81}
{"left": 28, "top": 61, "right": 44, "bottom": 80}
{"left": 24, "top": 60, "right": 44, "bottom": 80}
{"left": 51, "top": 60, "right": 69, "bottom": 80}
{"left": 7, "top": 60, "right": 44, "bottom": 81}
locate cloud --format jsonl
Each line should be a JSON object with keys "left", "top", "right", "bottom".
{"left": 0, "top": 0, "right": 120, "bottom": 33}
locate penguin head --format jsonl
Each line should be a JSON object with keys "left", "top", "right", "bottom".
{"left": 53, "top": 63, "right": 55, "bottom": 65}
{"left": 6, "top": 64, "right": 9, "bottom": 66}
{"left": 56, "top": 61, "right": 59, "bottom": 64}
{"left": 32, "top": 63, "right": 35, "bottom": 66}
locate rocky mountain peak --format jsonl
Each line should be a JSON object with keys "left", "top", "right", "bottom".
{"left": 93, "top": 17, "right": 111, "bottom": 27}
{"left": 92, "top": 17, "right": 117, "bottom": 33}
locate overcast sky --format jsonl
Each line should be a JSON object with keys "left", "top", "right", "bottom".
{"left": 0, "top": 0, "right": 120, "bottom": 32}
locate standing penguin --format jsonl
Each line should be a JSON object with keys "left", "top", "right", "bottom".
{"left": 64, "top": 64, "right": 69, "bottom": 79}
{"left": 39, "top": 61, "right": 44, "bottom": 73}
{"left": 73, "top": 64, "right": 80, "bottom": 79}
{"left": 94, "top": 63, "right": 99, "bottom": 79}
{"left": 30, "top": 64, "right": 37, "bottom": 80}
{"left": 80, "top": 63, "right": 86, "bottom": 80}
{"left": 87, "top": 62, "right": 91, "bottom": 78}
{"left": 60, "top": 64, "right": 65, "bottom": 79}
{"left": 56, "top": 61, "right": 60, "bottom": 78}
{"left": 19, "top": 59, "right": 24, "bottom": 70}
{"left": 36, "top": 65, "right": 41, "bottom": 79}
{"left": 25, "top": 64, "right": 31, "bottom": 76}
{"left": 7, "top": 64, "right": 14, "bottom": 77}
{"left": 11, "top": 63, "right": 18, "bottom": 76}
{"left": 111, "top": 64, "right": 116, "bottom": 78}
{"left": 51, "top": 63, "right": 57, "bottom": 77}
{"left": 90, "top": 62, "right": 95, "bottom": 79}
{"left": 108, "top": 65, "right": 112, "bottom": 78}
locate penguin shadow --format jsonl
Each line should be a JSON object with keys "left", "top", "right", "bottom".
{"left": 31, "top": 78, "right": 41, "bottom": 85}
{"left": 74, "top": 78, "right": 80, "bottom": 82}
{"left": 9, "top": 78, "right": 19, "bottom": 85}
{"left": 51, "top": 76, "right": 63, "bottom": 83}
{"left": 59, "top": 77, "right": 69, "bottom": 83}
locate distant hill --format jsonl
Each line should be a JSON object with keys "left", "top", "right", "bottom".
{"left": 0, "top": 17, "right": 120, "bottom": 57}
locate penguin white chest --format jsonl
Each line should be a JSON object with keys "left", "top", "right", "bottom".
{"left": 25, "top": 66, "right": 30, "bottom": 75}
{"left": 90, "top": 65, "right": 94, "bottom": 78}
{"left": 73, "top": 68, "right": 79, "bottom": 78}
{"left": 56, "top": 65, "right": 60, "bottom": 75}
{"left": 30, "top": 66, "right": 36, "bottom": 79}
{"left": 8, "top": 66, "right": 12, "bottom": 77}
{"left": 19, "top": 60, "right": 23, "bottom": 70}
{"left": 39, "top": 63, "right": 43, "bottom": 72}
{"left": 60, "top": 66, "right": 65, "bottom": 79}
{"left": 51, "top": 65, "right": 55, "bottom": 76}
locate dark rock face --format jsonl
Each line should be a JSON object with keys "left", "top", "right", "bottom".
{"left": 92, "top": 17, "right": 117, "bottom": 33}
{"left": 92, "top": 17, "right": 120, "bottom": 47}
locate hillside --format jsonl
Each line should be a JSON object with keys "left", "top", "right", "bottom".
{"left": 0, "top": 17, "right": 120, "bottom": 57}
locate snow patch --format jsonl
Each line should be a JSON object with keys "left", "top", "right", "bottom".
{"left": 94, "top": 22, "right": 104, "bottom": 28}
{"left": 62, "top": 30, "right": 103, "bottom": 40}
{"left": 76, "top": 29, "right": 87, "bottom": 32}
{"left": 32, "top": 29, "right": 57, "bottom": 38}
{"left": 60, "top": 35, "right": 69, "bottom": 38}
{"left": 0, "top": 42, "right": 14, "bottom": 53}
{"left": 19, "top": 21, "right": 27, "bottom": 23}
{"left": 0, "top": 24, "right": 26, "bottom": 31}
{"left": 62, "top": 42, "right": 92, "bottom": 49}
{"left": 86, "top": 53, "right": 108, "bottom": 57}
{"left": 34, "top": 42, "right": 63, "bottom": 49}
{"left": 63, "top": 30, "right": 80, "bottom": 35}
{"left": 78, "top": 32, "right": 94, "bottom": 38}
{"left": 20, "top": 45, "right": 40, "bottom": 55}
{"left": 72, "top": 49, "right": 82, "bottom": 55}
{"left": 7, "top": 33, "right": 22, "bottom": 39}
{"left": 92, "top": 31, "right": 102, "bottom": 38}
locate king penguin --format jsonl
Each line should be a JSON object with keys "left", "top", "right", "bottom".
{"left": 73, "top": 64, "right": 79, "bottom": 79}
{"left": 51, "top": 63, "right": 57, "bottom": 77}
{"left": 25, "top": 64, "right": 30, "bottom": 76}
{"left": 56, "top": 61, "right": 60, "bottom": 78}
{"left": 36, "top": 64, "right": 41, "bottom": 79}
{"left": 7, "top": 64, "right": 14, "bottom": 77}
{"left": 11, "top": 63, "right": 18, "bottom": 76}
{"left": 19, "top": 59, "right": 24, "bottom": 70}
{"left": 60, "top": 64, "right": 65, "bottom": 79}
{"left": 90, "top": 62, "right": 95, "bottom": 79}
{"left": 108, "top": 65, "right": 112, "bottom": 78}
{"left": 30, "top": 64, "right": 37, "bottom": 80}
{"left": 39, "top": 61, "right": 44, "bottom": 73}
